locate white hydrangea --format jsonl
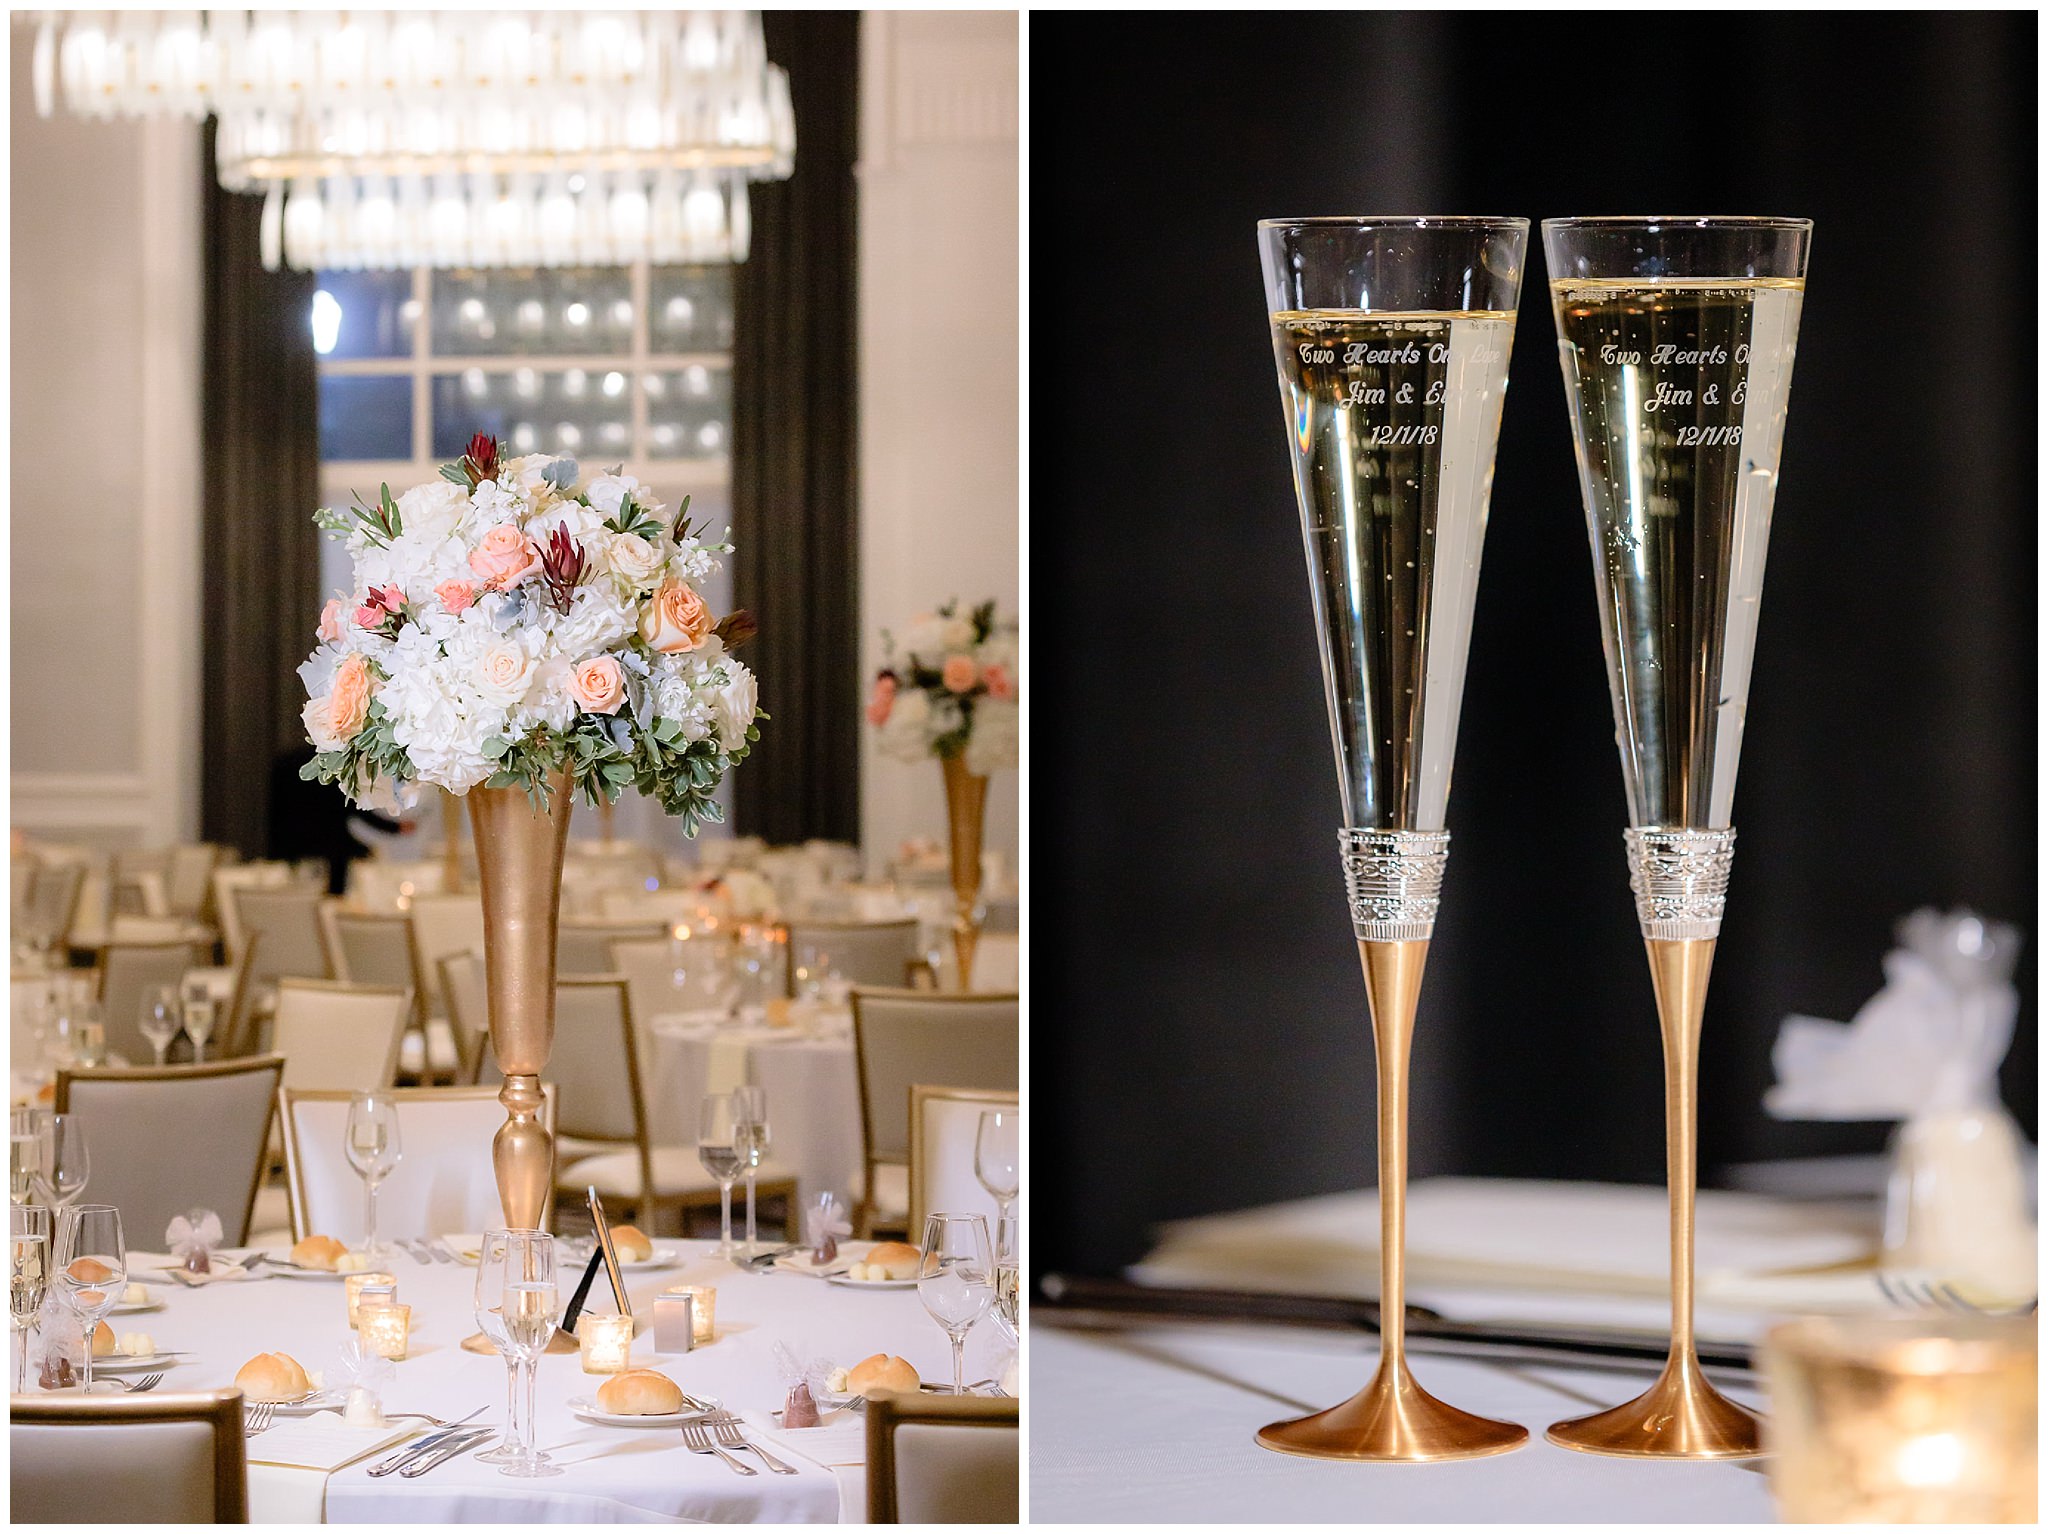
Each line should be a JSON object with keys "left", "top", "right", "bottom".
{"left": 964, "top": 698, "right": 1019, "bottom": 775}
{"left": 546, "top": 584, "right": 638, "bottom": 658}
{"left": 877, "top": 688, "right": 933, "bottom": 762}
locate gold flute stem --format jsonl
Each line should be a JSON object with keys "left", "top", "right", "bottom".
{"left": 1361, "top": 938, "right": 1427, "bottom": 1376}
{"left": 1646, "top": 936, "right": 1714, "bottom": 1369}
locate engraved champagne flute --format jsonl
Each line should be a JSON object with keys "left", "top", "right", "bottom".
{"left": 473, "top": 1229, "right": 561, "bottom": 1475}
{"left": 344, "top": 1092, "right": 403, "bottom": 1259}
{"left": 697, "top": 1093, "right": 744, "bottom": 1259}
{"left": 734, "top": 1084, "right": 768, "bottom": 1257}
{"left": 1540, "top": 215, "right": 1811, "bottom": 1460}
{"left": 1253, "top": 216, "right": 1530, "bottom": 1461}
{"left": 11, "top": 1204, "right": 50, "bottom": 1392}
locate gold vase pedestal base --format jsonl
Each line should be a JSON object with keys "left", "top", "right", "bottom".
{"left": 1547, "top": 1356, "right": 1762, "bottom": 1459}
{"left": 1257, "top": 1360, "right": 1528, "bottom": 1462}
{"left": 461, "top": 1330, "right": 580, "bottom": 1356}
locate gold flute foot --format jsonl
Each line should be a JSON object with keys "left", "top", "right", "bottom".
{"left": 1546, "top": 1353, "right": 1762, "bottom": 1459}
{"left": 1257, "top": 1357, "right": 1528, "bottom": 1462}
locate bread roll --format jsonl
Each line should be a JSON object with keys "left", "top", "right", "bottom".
{"left": 595, "top": 1369, "right": 684, "bottom": 1416}
{"left": 610, "top": 1224, "right": 653, "bottom": 1263}
{"left": 291, "top": 1235, "right": 347, "bottom": 1271}
{"left": 857, "top": 1241, "right": 922, "bottom": 1281}
{"left": 846, "top": 1353, "right": 919, "bottom": 1398}
{"left": 235, "top": 1352, "right": 312, "bottom": 1403}
{"left": 91, "top": 1320, "right": 115, "bottom": 1357}
{"left": 65, "top": 1256, "right": 114, "bottom": 1285}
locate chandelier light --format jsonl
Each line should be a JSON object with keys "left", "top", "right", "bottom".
{"left": 30, "top": 10, "right": 795, "bottom": 269}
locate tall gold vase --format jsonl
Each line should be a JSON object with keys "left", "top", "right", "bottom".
{"left": 940, "top": 752, "right": 988, "bottom": 990}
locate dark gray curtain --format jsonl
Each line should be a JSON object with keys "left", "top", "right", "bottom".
{"left": 728, "top": 13, "right": 861, "bottom": 843}
{"left": 200, "top": 122, "right": 321, "bottom": 857}
{"left": 1030, "top": 12, "right": 2035, "bottom": 1278}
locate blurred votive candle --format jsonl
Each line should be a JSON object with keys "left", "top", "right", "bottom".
{"left": 579, "top": 1313, "right": 634, "bottom": 1374}
{"left": 344, "top": 1272, "right": 397, "bottom": 1327}
{"left": 666, "top": 1285, "right": 715, "bottom": 1344}
{"left": 359, "top": 1303, "right": 412, "bottom": 1361}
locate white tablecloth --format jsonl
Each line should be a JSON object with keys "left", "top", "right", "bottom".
{"left": 47, "top": 1240, "right": 1008, "bottom": 1522}
{"left": 643, "top": 1019, "right": 863, "bottom": 1206}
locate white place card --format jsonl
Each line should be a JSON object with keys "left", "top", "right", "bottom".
{"left": 246, "top": 1413, "right": 418, "bottom": 1473}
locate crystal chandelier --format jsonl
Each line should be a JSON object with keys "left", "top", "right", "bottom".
{"left": 30, "top": 10, "right": 795, "bottom": 270}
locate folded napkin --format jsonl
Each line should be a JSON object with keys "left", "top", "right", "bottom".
{"left": 246, "top": 1411, "right": 417, "bottom": 1472}
{"left": 743, "top": 1407, "right": 864, "bottom": 1469}
{"left": 126, "top": 1251, "right": 251, "bottom": 1286}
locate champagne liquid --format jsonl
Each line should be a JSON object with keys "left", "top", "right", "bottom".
{"left": 501, "top": 1280, "right": 556, "bottom": 1352}
{"left": 698, "top": 1143, "right": 745, "bottom": 1182}
{"left": 1270, "top": 310, "right": 1516, "bottom": 828}
{"left": 745, "top": 1123, "right": 770, "bottom": 1167}
{"left": 1551, "top": 279, "right": 1804, "bottom": 827}
{"left": 11, "top": 1236, "right": 46, "bottom": 1326}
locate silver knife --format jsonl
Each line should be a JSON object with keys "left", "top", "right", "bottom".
{"left": 425, "top": 1238, "right": 457, "bottom": 1265}
{"left": 400, "top": 1429, "right": 493, "bottom": 1477}
{"left": 401, "top": 1239, "right": 433, "bottom": 1266}
{"left": 366, "top": 1413, "right": 487, "bottom": 1478}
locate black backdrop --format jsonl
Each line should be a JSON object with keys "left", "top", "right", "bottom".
{"left": 1028, "top": 12, "right": 2036, "bottom": 1279}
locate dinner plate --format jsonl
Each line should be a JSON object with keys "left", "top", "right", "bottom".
{"left": 109, "top": 1297, "right": 166, "bottom": 1316}
{"left": 567, "top": 1396, "right": 719, "bottom": 1430}
{"left": 93, "top": 1351, "right": 181, "bottom": 1372}
{"left": 443, "top": 1235, "right": 679, "bottom": 1270}
{"left": 824, "top": 1273, "right": 920, "bottom": 1291}
{"left": 260, "top": 1390, "right": 349, "bottom": 1417}
{"left": 260, "top": 1254, "right": 348, "bottom": 1281}
{"left": 774, "top": 1252, "right": 853, "bottom": 1279}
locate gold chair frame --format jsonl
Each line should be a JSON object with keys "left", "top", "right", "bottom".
{"left": 865, "top": 1393, "right": 1019, "bottom": 1523}
{"left": 9, "top": 1387, "right": 250, "bottom": 1522}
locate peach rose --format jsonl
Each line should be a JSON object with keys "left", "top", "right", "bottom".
{"left": 317, "top": 598, "right": 346, "bottom": 644}
{"left": 982, "top": 663, "right": 1014, "bottom": 701}
{"left": 328, "top": 654, "right": 374, "bottom": 740}
{"left": 572, "top": 656, "right": 625, "bottom": 715}
{"left": 942, "top": 655, "right": 979, "bottom": 694}
{"left": 436, "top": 578, "right": 479, "bottom": 615}
{"left": 866, "top": 674, "right": 897, "bottom": 726}
{"left": 638, "top": 579, "right": 714, "bottom": 654}
{"left": 468, "top": 524, "right": 542, "bottom": 589}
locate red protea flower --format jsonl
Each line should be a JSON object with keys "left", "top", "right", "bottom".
{"left": 712, "top": 610, "right": 758, "bottom": 650}
{"left": 466, "top": 433, "right": 499, "bottom": 485}
{"left": 538, "top": 524, "right": 586, "bottom": 614}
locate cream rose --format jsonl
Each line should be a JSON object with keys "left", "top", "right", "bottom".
{"left": 475, "top": 640, "right": 537, "bottom": 705}
{"left": 571, "top": 656, "right": 626, "bottom": 715}
{"left": 468, "top": 524, "right": 542, "bottom": 589}
{"left": 606, "top": 532, "right": 665, "bottom": 593}
{"left": 638, "top": 579, "right": 715, "bottom": 654}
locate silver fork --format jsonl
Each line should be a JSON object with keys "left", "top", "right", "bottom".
{"left": 425, "top": 1238, "right": 457, "bottom": 1265}
{"left": 708, "top": 1414, "right": 797, "bottom": 1474}
{"left": 113, "top": 1371, "right": 166, "bottom": 1394}
{"left": 244, "top": 1401, "right": 277, "bottom": 1436}
{"left": 680, "top": 1420, "right": 756, "bottom": 1476}
{"left": 399, "top": 1239, "right": 433, "bottom": 1266}
{"left": 1877, "top": 1271, "right": 2038, "bottom": 1317}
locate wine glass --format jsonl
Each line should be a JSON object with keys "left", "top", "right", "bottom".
{"left": 138, "top": 985, "right": 181, "bottom": 1067}
{"left": 472, "top": 1230, "right": 561, "bottom": 1476}
{"left": 70, "top": 1002, "right": 107, "bottom": 1068}
{"left": 11, "top": 1204, "right": 50, "bottom": 1391}
{"left": 669, "top": 923, "right": 693, "bottom": 997}
{"left": 974, "top": 1108, "right": 1020, "bottom": 1231}
{"left": 917, "top": 1212, "right": 995, "bottom": 1394}
{"left": 344, "top": 1093, "right": 403, "bottom": 1257}
{"left": 55, "top": 1203, "right": 123, "bottom": 1393}
{"left": 34, "top": 1115, "right": 89, "bottom": 1209}
{"left": 733, "top": 1084, "right": 769, "bottom": 1256}
{"left": 696, "top": 1093, "right": 744, "bottom": 1259}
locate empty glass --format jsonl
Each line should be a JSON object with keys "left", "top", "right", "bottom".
{"left": 473, "top": 1230, "right": 561, "bottom": 1476}
{"left": 184, "top": 993, "right": 218, "bottom": 1062}
{"left": 34, "top": 1115, "right": 89, "bottom": 1209}
{"left": 345, "top": 1093, "right": 403, "bottom": 1257}
{"left": 56, "top": 1203, "right": 123, "bottom": 1393}
{"left": 696, "top": 1093, "right": 744, "bottom": 1259}
{"left": 917, "top": 1212, "right": 995, "bottom": 1394}
{"left": 974, "top": 1108, "right": 1020, "bottom": 1233}
{"left": 734, "top": 1084, "right": 769, "bottom": 1256}
{"left": 11, "top": 1204, "right": 50, "bottom": 1391}
{"left": 139, "top": 985, "right": 182, "bottom": 1066}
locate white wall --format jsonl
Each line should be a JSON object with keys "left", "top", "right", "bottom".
{"left": 10, "top": 31, "right": 203, "bottom": 849}
{"left": 857, "top": 11, "right": 1020, "bottom": 875}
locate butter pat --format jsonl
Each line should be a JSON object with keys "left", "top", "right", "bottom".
{"left": 117, "top": 1333, "right": 155, "bottom": 1357}
{"left": 336, "top": 1252, "right": 373, "bottom": 1273}
{"left": 342, "top": 1386, "right": 384, "bottom": 1428}
{"left": 122, "top": 1282, "right": 149, "bottom": 1304}
{"left": 825, "top": 1367, "right": 850, "bottom": 1394}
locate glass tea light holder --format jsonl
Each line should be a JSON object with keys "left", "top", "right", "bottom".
{"left": 359, "top": 1303, "right": 413, "bottom": 1361}
{"left": 578, "top": 1312, "right": 634, "bottom": 1375}
{"left": 1761, "top": 1314, "right": 2036, "bottom": 1522}
{"left": 666, "top": 1285, "right": 716, "bottom": 1344}
{"left": 345, "top": 1273, "right": 398, "bottom": 1327}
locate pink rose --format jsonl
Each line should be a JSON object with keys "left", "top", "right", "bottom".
{"left": 327, "top": 653, "right": 374, "bottom": 740}
{"left": 572, "top": 656, "right": 626, "bottom": 715}
{"left": 942, "top": 655, "right": 979, "bottom": 694}
{"left": 468, "top": 524, "right": 542, "bottom": 590}
{"left": 354, "top": 585, "right": 405, "bottom": 630}
{"left": 983, "top": 663, "right": 1014, "bottom": 701}
{"left": 436, "top": 578, "right": 479, "bottom": 615}
{"left": 866, "top": 674, "right": 897, "bottom": 726}
{"left": 638, "top": 579, "right": 715, "bottom": 653}
{"left": 318, "top": 598, "right": 346, "bottom": 644}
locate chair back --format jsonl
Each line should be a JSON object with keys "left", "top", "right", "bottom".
{"left": 215, "top": 938, "right": 264, "bottom": 1059}
{"left": 345, "top": 859, "right": 446, "bottom": 911}
{"left": 54, "top": 1056, "right": 283, "bottom": 1246}
{"left": 232, "top": 887, "right": 331, "bottom": 986}
{"left": 597, "top": 889, "right": 701, "bottom": 924}
{"left": 270, "top": 979, "right": 410, "bottom": 1093}
{"left": 909, "top": 1085, "right": 1017, "bottom": 1235}
{"left": 558, "top": 920, "right": 665, "bottom": 975}
{"left": 549, "top": 977, "right": 647, "bottom": 1146}
{"left": 787, "top": 919, "right": 922, "bottom": 992}
{"left": 866, "top": 1395, "right": 1019, "bottom": 1523}
{"left": 164, "top": 844, "right": 223, "bottom": 920}
{"left": 209, "top": 863, "right": 293, "bottom": 962}
{"left": 324, "top": 910, "right": 419, "bottom": 993}
{"left": 608, "top": 934, "right": 725, "bottom": 1024}
{"left": 98, "top": 941, "right": 209, "bottom": 1065}
{"left": 26, "top": 860, "right": 86, "bottom": 946}
{"left": 436, "top": 951, "right": 491, "bottom": 1084}
{"left": 407, "top": 894, "right": 486, "bottom": 1019}
{"left": 852, "top": 990, "right": 1018, "bottom": 1223}
{"left": 939, "top": 932, "right": 1020, "bottom": 993}
{"left": 10, "top": 1389, "right": 249, "bottom": 1523}
{"left": 279, "top": 1084, "right": 555, "bottom": 1241}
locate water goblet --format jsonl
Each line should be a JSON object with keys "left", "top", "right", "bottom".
{"left": 696, "top": 1093, "right": 744, "bottom": 1260}
{"left": 11, "top": 1204, "right": 50, "bottom": 1391}
{"left": 34, "top": 1115, "right": 89, "bottom": 1210}
{"left": 472, "top": 1230, "right": 561, "bottom": 1476}
{"left": 344, "top": 1092, "right": 403, "bottom": 1257}
{"left": 55, "top": 1203, "right": 123, "bottom": 1393}
{"left": 974, "top": 1108, "right": 1020, "bottom": 1233}
{"left": 917, "top": 1212, "right": 995, "bottom": 1395}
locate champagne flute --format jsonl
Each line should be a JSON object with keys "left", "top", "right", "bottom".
{"left": 1254, "top": 215, "right": 1530, "bottom": 1461}
{"left": 1539, "top": 215, "right": 1811, "bottom": 1461}
{"left": 734, "top": 1084, "right": 768, "bottom": 1256}
{"left": 138, "top": 985, "right": 181, "bottom": 1067}
{"left": 55, "top": 1203, "right": 123, "bottom": 1393}
{"left": 473, "top": 1229, "right": 561, "bottom": 1476}
{"left": 11, "top": 1204, "right": 50, "bottom": 1392}
{"left": 34, "top": 1115, "right": 89, "bottom": 1210}
{"left": 697, "top": 1093, "right": 744, "bottom": 1260}
{"left": 917, "top": 1212, "right": 995, "bottom": 1395}
{"left": 184, "top": 993, "right": 217, "bottom": 1063}
{"left": 344, "top": 1092, "right": 403, "bottom": 1258}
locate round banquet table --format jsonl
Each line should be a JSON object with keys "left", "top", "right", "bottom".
{"left": 25, "top": 1239, "right": 1011, "bottom": 1523}
{"left": 642, "top": 1014, "right": 863, "bottom": 1208}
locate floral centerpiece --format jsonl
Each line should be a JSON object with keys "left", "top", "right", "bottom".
{"left": 300, "top": 434, "right": 762, "bottom": 833}
{"left": 867, "top": 599, "right": 1016, "bottom": 987}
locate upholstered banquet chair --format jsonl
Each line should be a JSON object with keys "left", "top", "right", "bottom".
{"left": 11, "top": 1389, "right": 248, "bottom": 1523}
{"left": 279, "top": 1084, "right": 556, "bottom": 1242}
{"left": 164, "top": 842, "right": 225, "bottom": 921}
{"left": 908, "top": 1085, "right": 1018, "bottom": 1236}
{"left": 935, "top": 933, "right": 1020, "bottom": 994}
{"left": 608, "top": 933, "right": 725, "bottom": 1026}
{"left": 785, "top": 918, "right": 923, "bottom": 993}
{"left": 24, "top": 859, "right": 86, "bottom": 950}
{"left": 558, "top": 919, "right": 666, "bottom": 974}
{"left": 406, "top": 893, "right": 485, "bottom": 1023}
{"left": 55, "top": 1055, "right": 283, "bottom": 1247}
{"left": 866, "top": 1395, "right": 1019, "bottom": 1522}
{"left": 209, "top": 862, "right": 293, "bottom": 964}
{"left": 322, "top": 909, "right": 457, "bottom": 1083}
{"left": 851, "top": 989, "right": 1019, "bottom": 1237}
{"left": 270, "top": 979, "right": 411, "bottom": 1093}
{"left": 232, "top": 886, "right": 332, "bottom": 992}
{"left": 97, "top": 940, "right": 209, "bottom": 1065}
{"left": 549, "top": 977, "right": 798, "bottom": 1237}
{"left": 435, "top": 951, "right": 492, "bottom": 1084}
{"left": 343, "top": 857, "right": 446, "bottom": 911}
{"left": 597, "top": 889, "right": 702, "bottom": 924}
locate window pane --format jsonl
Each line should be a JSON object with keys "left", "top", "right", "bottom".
{"left": 319, "top": 374, "right": 414, "bottom": 461}
{"left": 643, "top": 365, "right": 732, "bottom": 459}
{"left": 648, "top": 266, "right": 734, "bottom": 353}
{"left": 311, "top": 270, "right": 416, "bottom": 359}
{"left": 429, "top": 268, "right": 634, "bottom": 357}
{"left": 432, "top": 368, "right": 633, "bottom": 461}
